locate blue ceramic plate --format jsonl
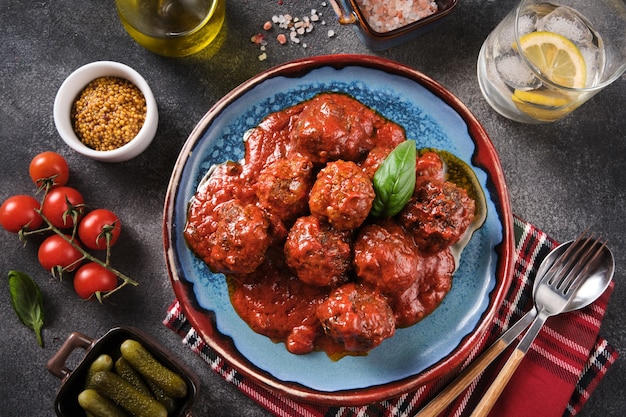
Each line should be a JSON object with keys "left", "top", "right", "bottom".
{"left": 164, "top": 55, "right": 514, "bottom": 405}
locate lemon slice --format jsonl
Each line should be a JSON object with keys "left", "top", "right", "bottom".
{"left": 513, "top": 89, "right": 572, "bottom": 107}
{"left": 518, "top": 31, "right": 587, "bottom": 88}
{"left": 512, "top": 90, "right": 580, "bottom": 121}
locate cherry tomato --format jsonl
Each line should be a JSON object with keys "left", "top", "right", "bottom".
{"left": 38, "top": 234, "right": 83, "bottom": 272}
{"left": 29, "top": 151, "right": 70, "bottom": 188}
{"left": 41, "top": 186, "right": 85, "bottom": 228}
{"left": 0, "top": 195, "right": 43, "bottom": 233}
{"left": 73, "top": 262, "right": 118, "bottom": 299}
{"left": 78, "top": 209, "right": 122, "bottom": 250}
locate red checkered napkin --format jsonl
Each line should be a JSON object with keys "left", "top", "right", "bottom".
{"left": 164, "top": 217, "right": 618, "bottom": 416}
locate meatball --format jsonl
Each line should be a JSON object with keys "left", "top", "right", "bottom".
{"left": 353, "top": 222, "right": 422, "bottom": 293}
{"left": 206, "top": 200, "right": 270, "bottom": 274}
{"left": 243, "top": 102, "right": 305, "bottom": 174}
{"left": 309, "top": 160, "right": 375, "bottom": 230}
{"left": 185, "top": 162, "right": 245, "bottom": 240}
{"left": 416, "top": 150, "right": 445, "bottom": 181}
{"left": 256, "top": 154, "right": 315, "bottom": 224}
{"left": 185, "top": 162, "right": 258, "bottom": 260}
{"left": 290, "top": 93, "right": 377, "bottom": 163}
{"left": 399, "top": 179, "right": 475, "bottom": 254}
{"left": 317, "top": 283, "right": 395, "bottom": 352}
{"left": 389, "top": 249, "right": 455, "bottom": 327}
{"left": 284, "top": 216, "right": 352, "bottom": 287}
{"left": 360, "top": 146, "right": 394, "bottom": 179}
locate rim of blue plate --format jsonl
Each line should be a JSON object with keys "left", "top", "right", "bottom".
{"left": 163, "top": 54, "right": 515, "bottom": 406}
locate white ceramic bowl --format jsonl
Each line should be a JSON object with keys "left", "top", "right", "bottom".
{"left": 53, "top": 61, "right": 158, "bottom": 162}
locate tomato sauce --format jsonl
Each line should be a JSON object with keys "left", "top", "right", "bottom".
{"left": 184, "top": 92, "right": 477, "bottom": 358}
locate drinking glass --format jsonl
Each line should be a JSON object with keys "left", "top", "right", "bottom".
{"left": 115, "top": 0, "right": 226, "bottom": 57}
{"left": 477, "top": 0, "right": 626, "bottom": 123}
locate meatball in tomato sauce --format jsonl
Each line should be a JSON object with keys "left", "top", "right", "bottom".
{"left": 360, "top": 146, "right": 394, "bottom": 179}
{"left": 309, "top": 160, "right": 375, "bottom": 231}
{"left": 353, "top": 222, "right": 423, "bottom": 294}
{"left": 290, "top": 93, "right": 377, "bottom": 164}
{"left": 399, "top": 179, "right": 475, "bottom": 254}
{"left": 416, "top": 150, "right": 445, "bottom": 181}
{"left": 317, "top": 282, "right": 395, "bottom": 353}
{"left": 206, "top": 200, "right": 270, "bottom": 274}
{"left": 256, "top": 154, "right": 315, "bottom": 224}
{"left": 284, "top": 216, "right": 352, "bottom": 287}
{"left": 389, "top": 249, "right": 455, "bottom": 328}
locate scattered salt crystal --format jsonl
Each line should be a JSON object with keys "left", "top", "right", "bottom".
{"left": 250, "top": 33, "right": 265, "bottom": 44}
{"left": 252, "top": 2, "right": 338, "bottom": 59}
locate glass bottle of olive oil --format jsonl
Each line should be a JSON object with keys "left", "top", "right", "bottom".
{"left": 116, "top": 0, "right": 225, "bottom": 57}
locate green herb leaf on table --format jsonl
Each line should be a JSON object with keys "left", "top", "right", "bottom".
{"left": 371, "top": 139, "right": 417, "bottom": 218}
{"left": 8, "top": 270, "right": 45, "bottom": 347}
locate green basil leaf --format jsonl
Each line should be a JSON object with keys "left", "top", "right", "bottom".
{"left": 8, "top": 270, "right": 45, "bottom": 347}
{"left": 371, "top": 140, "right": 417, "bottom": 218}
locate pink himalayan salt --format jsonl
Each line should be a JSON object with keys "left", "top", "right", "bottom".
{"left": 356, "top": 0, "right": 438, "bottom": 32}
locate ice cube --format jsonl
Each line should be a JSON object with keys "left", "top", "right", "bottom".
{"left": 495, "top": 50, "right": 543, "bottom": 90}
{"left": 516, "top": 11, "right": 537, "bottom": 37}
{"left": 498, "top": 11, "right": 536, "bottom": 49}
{"left": 538, "top": 6, "right": 593, "bottom": 46}
{"left": 579, "top": 43, "right": 603, "bottom": 86}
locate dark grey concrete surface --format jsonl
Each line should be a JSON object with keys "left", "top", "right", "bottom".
{"left": 0, "top": 0, "right": 624, "bottom": 416}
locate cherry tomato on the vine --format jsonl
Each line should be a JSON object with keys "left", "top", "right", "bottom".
{"left": 0, "top": 195, "right": 43, "bottom": 233}
{"left": 73, "top": 262, "right": 118, "bottom": 299}
{"left": 41, "top": 186, "right": 85, "bottom": 229}
{"left": 78, "top": 209, "right": 121, "bottom": 250}
{"left": 38, "top": 234, "right": 83, "bottom": 272}
{"left": 29, "top": 151, "right": 70, "bottom": 188}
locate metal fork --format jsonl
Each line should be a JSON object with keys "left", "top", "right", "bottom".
{"left": 468, "top": 232, "right": 607, "bottom": 417}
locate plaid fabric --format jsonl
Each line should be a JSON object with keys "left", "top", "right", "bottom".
{"left": 164, "top": 217, "right": 618, "bottom": 416}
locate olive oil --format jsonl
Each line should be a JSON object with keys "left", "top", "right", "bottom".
{"left": 116, "top": 0, "right": 225, "bottom": 57}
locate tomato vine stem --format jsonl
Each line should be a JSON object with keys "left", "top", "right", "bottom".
{"left": 36, "top": 210, "right": 139, "bottom": 301}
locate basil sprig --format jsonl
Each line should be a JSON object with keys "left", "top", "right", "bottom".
{"left": 371, "top": 140, "right": 417, "bottom": 218}
{"left": 8, "top": 270, "right": 45, "bottom": 347}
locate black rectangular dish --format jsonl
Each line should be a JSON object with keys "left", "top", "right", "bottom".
{"left": 47, "top": 326, "right": 199, "bottom": 417}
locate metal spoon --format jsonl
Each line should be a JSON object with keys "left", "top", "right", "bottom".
{"left": 469, "top": 234, "right": 614, "bottom": 417}
{"left": 415, "top": 233, "right": 614, "bottom": 417}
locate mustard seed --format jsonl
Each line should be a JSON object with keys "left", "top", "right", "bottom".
{"left": 71, "top": 77, "right": 147, "bottom": 151}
